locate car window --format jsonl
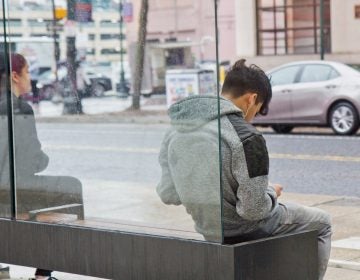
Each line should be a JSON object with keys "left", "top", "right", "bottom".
{"left": 300, "top": 65, "right": 339, "bottom": 83}
{"left": 328, "top": 68, "right": 340, "bottom": 79}
{"left": 269, "top": 66, "right": 301, "bottom": 86}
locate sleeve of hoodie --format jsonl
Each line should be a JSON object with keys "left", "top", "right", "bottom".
{"left": 156, "top": 132, "right": 181, "bottom": 205}
{"left": 233, "top": 134, "right": 277, "bottom": 221}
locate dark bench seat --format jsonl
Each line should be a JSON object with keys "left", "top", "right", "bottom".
{"left": 0, "top": 216, "right": 318, "bottom": 280}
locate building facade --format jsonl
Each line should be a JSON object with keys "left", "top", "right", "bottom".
{"left": 235, "top": 0, "right": 360, "bottom": 69}
{"left": 127, "top": 0, "right": 236, "bottom": 63}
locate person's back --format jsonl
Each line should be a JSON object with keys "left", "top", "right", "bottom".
{"left": 157, "top": 95, "right": 280, "bottom": 242}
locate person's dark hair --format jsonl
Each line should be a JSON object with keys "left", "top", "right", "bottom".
{"left": 221, "top": 59, "right": 272, "bottom": 115}
{"left": 10, "top": 53, "right": 27, "bottom": 75}
{"left": 0, "top": 53, "right": 6, "bottom": 95}
{"left": 0, "top": 52, "right": 27, "bottom": 95}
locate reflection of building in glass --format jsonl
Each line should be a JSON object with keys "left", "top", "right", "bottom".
{"left": 0, "top": 3, "right": 127, "bottom": 62}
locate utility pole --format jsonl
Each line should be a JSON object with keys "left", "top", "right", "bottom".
{"left": 51, "top": 0, "right": 60, "bottom": 87}
{"left": 320, "top": 0, "right": 325, "bottom": 60}
{"left": 64, "top": 0, "right": 83, "bottom": 114}
{"left": 118, "top": 0, "right": 129, "bottom": 97}
{"left": 132, "top": 0, "right": 149, "bottom": 110}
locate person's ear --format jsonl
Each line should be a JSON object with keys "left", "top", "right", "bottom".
{"left": 248, "top": 93, "right": 258, "bottom": 106}
{"left": 11, "top": 71, "right": 20, "bottom": 84}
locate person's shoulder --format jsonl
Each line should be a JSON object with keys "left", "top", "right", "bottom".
{"left": 225, "top": 113, "right": 262, "bottom": 142}
{"left": 17, "top": 98, "right": 34, "bottom": 115}
{"left": 0, "top": 98, "right": 7, "bottom": 115}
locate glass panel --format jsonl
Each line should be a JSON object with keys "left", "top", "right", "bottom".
{"left": 269, "top": 65, "right": 300, "bottom": 86}
{"left": 10, "top": 0, "right": 222, "bottom": 243}
{"left": 299, "top": 64, "right": 333, "bottom": 83}
{"left": 0, "top": 0, "right": 11, "bottom": 218}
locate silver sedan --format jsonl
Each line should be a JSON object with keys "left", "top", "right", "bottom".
{"left": 254, "top": 61, "right": 360, "bottom": 135}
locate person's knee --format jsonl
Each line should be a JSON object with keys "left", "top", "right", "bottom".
{"left": 318, "top": 210, "right": 332, "bottom": 236}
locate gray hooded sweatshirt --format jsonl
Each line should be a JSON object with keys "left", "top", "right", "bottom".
{"left": 157, "top": 95, "right": 280, "bottom": 242}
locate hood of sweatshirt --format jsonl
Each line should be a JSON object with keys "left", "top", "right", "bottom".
{"left": 168, "top": 95, "right": 242, "bottom": 132}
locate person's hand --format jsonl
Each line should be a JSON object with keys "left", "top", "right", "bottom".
{"left": 273, "top": 184, "right": 283, "bottom": 198}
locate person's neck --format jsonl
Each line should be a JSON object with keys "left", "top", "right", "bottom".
{"left": 13, "top": 89, "right": 21, "bottom": 98}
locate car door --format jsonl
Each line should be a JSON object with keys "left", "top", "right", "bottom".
{"left": 291, "top": 64, "right": 341, "bottom": 123}
{"left": 255, "top": 65, "right": 302, "bottom": 123}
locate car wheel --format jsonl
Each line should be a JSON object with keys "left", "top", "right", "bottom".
{"left": 329, "top": 102, "right": 359, "bottom": 135}
{"left": 92, "top": 83, "right": 106, "bottom": 97}
{"left": 271, "top": 125, "right": 294, "bottom": 134}
{"left": 142, "top": 93, "right": 152, "bottom": 98}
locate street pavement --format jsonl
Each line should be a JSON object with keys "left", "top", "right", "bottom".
{"left": 1, "top": 97, "right": 360, "bottom": 280}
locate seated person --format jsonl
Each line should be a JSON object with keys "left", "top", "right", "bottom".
{"left": 157, "top": 59, "right": 332, "bottom": 280}
{"left": 0, "top": 53, "right": 83, "bottom": 280}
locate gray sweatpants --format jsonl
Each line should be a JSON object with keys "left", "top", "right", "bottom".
{"left": 261, "top": 202, "right": 332, "bottom": 280}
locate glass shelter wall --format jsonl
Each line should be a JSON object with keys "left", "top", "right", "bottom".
{"left": 0, "top": 0, "right": 11, "bottom": 219}
{"left": 3, "top": 0, "right": 223, "bottom": 243}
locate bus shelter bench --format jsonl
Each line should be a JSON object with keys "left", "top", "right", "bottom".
{"left": 0, "top": 189, "right": 84, "bottom": 220}
{"left": 0, "top": 217, "right": 318, "bottom": 280}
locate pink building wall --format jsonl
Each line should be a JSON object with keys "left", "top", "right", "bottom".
{"left": 126, "top": 0, "right": 236, "bottom": 63}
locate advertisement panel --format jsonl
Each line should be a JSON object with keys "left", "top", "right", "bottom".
{"left": 166, "top": 70, "right": 215, "bottom": 107}
{"left": 75, "top": 0, "right": 92, "bottom": 23}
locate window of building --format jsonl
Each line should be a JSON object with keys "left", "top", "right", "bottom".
{"left": 28, "top": 19, "right": 52, "bottom": 27}
{"left": 256, "top": 0, "right": 331, "bottom": 55}
{"left": 100, "top": 48, "right": 126, "bottom": 55}
{"left": 86, "top": 48, "right": 95, "bottom": 55}
{"left": 100, "top": 20, "right": 122, "bottom": 27}
{"left": 100, "top": 33, "right": 126, "bottom": 40}
{"left": 165, "top": 48, "right": 185, "bottom": 67}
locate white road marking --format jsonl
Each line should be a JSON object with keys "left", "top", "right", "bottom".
{"left": 264, "top": 133, "right": 360, "bottom": 141}
{"left": 332, "top": 237, "right": 360, "bottom": 250}
{"left": 43, "top": 144, "right": 360, "bottom": 163}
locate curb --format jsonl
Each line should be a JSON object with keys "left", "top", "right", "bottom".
{"left": 328, "top": 259, "right": 360, "bottom": 271}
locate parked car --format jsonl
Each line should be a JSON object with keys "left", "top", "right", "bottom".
{"left": 253, "top": 61, "right": 360, "bottom": 135}
{"left": 36, "top": 64, "right": 112, "bottom": 100}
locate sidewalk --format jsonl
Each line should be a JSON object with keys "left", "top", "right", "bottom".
{"left": 1, "top": 192, "right": 359, "bottom": 279}
{"left": 279, "top": 193, "right": 360, "bottom": 280}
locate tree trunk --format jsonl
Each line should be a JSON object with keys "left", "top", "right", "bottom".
{"left": 132, "top": 0, "right": 149, "bottom": 110}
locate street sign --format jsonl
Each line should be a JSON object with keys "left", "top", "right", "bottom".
{"left": 75, "top": 0, "right": 93, "bottom": 23}
{"left": 123, "top": 2, "right": 133, "bottom": 23}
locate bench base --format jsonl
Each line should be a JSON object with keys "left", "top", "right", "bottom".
{"left": 0, "top": 219, "right": 318, "bottom": 280}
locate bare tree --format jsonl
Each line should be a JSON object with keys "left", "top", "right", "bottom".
{"left": 132, "top": 0, "right": 149, "bottom": 110}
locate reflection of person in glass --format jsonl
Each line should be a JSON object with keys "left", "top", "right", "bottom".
{"left": 0, "top": 53, "right": 83, "bottom": 280}
{"left": 157, "top": 59, "right": 332, "bottom": 280}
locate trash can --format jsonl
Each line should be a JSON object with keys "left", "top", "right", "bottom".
{"left": 165, "top": 69, "right": 216, "bottom": 108}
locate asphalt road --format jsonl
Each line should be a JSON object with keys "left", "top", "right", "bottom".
{"left": 36, "top": 122, "right": 360, "bottom": 198}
